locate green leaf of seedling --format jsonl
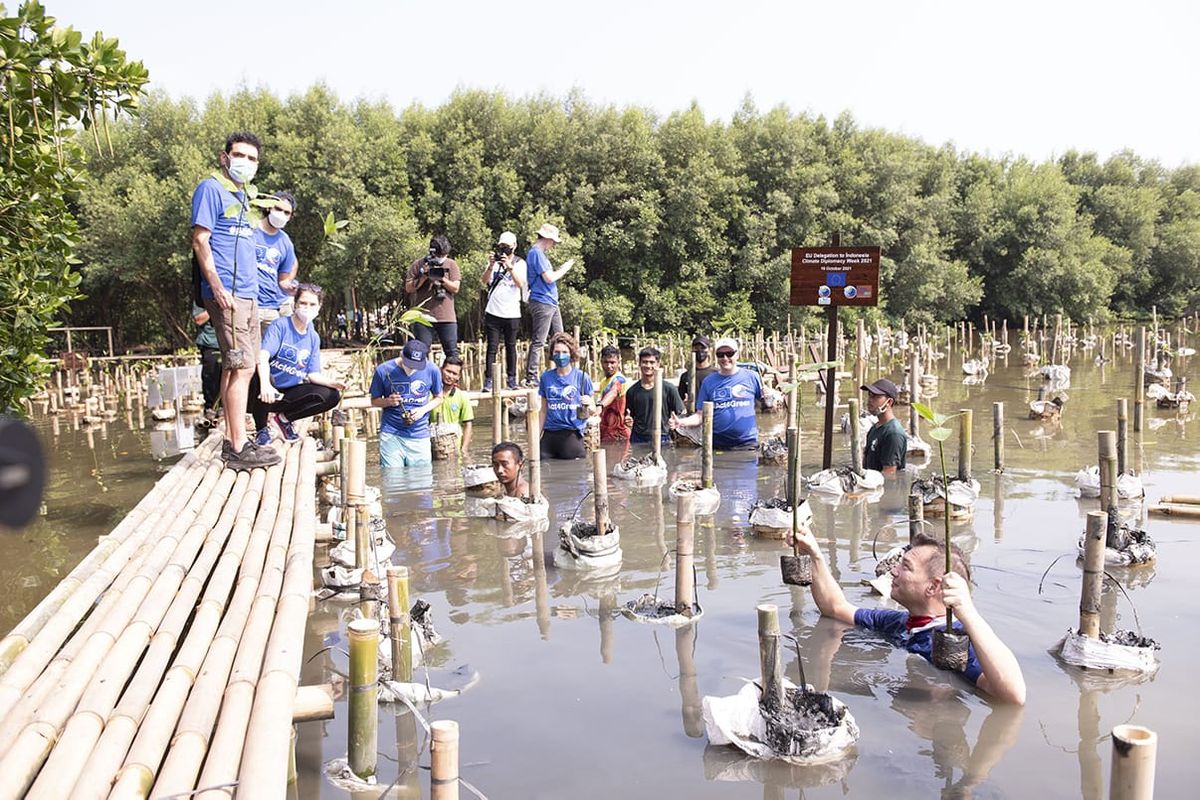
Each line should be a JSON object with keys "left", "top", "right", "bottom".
{"left": 928, "top": 426, "right": 953, "bottom": 442}
{"left": 799, "top": 360, "right": 839, "bottom": 373}
{"left": 334, "top": 219, "right": 349, "bottom": 230}
{"left": 912, "top": 402, "right": 937, "bottom": 423}
{"left": 323, "top": 211, "right": 337, "bottom": 238}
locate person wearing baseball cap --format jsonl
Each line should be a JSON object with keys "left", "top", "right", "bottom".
{"left": 669, "top": 337, "right": 766, "bottom": 449}
{"left": 861, "top": 377, "right": 906, "bottom": 477}
{"left": 480, "top": 230, "right": 528, "bottom": 391}
{"left": 523, "top": 222, "right": 576, "bottom": 385}
{"left": 678, "top": 334, "right": 717, "bottom": 413}
{"left": 369, "top": 338, "right": 445, "bottom": 467}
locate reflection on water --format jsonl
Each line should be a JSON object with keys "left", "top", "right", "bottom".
{"left": 10, "top": 344, "right": 1200, "bottom": 798}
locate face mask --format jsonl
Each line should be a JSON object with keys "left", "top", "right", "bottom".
{"left": 294, "top": 305, "right": 318, "bottom": 324}
{"left": 695, "top": 349, "right": 709, "bottom": 362}
{"left": 552, "top": 353, "right": 571, "bottom": 368}
{"left": 227, "top": 155, "right": 257, "bottom": 184}
{"left": 268, "top": 210, "right": 290, "bottom": 229}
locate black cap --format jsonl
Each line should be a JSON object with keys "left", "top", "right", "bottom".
{"left": 860, "top": 378, "right": 899, "bottom": 400}
{"left": 401, "top": 339, "right": 429, "bottom": 370}
{"left": 692, "top": 335, "right": 712, "bottom": 348}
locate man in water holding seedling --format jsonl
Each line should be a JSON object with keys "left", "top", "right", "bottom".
{"left": 791, "top": 526, "right": 1026, "bottom": 704}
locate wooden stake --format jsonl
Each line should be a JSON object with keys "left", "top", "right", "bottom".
{"left": 993, "top": 402, "right": 1004, "bottom": 472}
{"left": 849, "top": 399, "right": 862, "bottom": 475}
{"left": 387, "top": 566, "right": 412, "bottom": 683}
{"left": 652, "top": 366, "right": 663, "bottom": 462}
{"left": 701, "top": 401, "right": 714, "bottom": 490}
{"left": 430, "top": 720, "right": 460, "bottom": 800}
{"left": 1133, "top": 327, "right": 1145, "bottom": 432}
{"left": 347, "top": 618, "right": 378, "bottom": 780}
{"left": 592, "top": 449, "right": 609, "bottom": 534}
{"left": 1079, "top": 510, "right": 1106, "bottom": 639}
{"left": 958, "top": 408, "right": 973, "bottom": 482}
{"left": 526, "top": 390, "right": 542, "bottom": 499}
{"left": 1109, "top": 725, "right": 1157, "bottom": 800}
{"left": 492, "top": 362, "right": 502, "bottom": 447}
{"left": 1116, "top": 399, "right": 1129, "bottom": 476}
{"left": 674, "top": 494, "right": 695, "bottom": 617}
{"left": 908, "top": 492, "right": 923, "bottom": 544}
{"left": 756, "top": 604, "right": 784, "bottom": 711}
{"left": 1098, "top": 431, "right": 1117, "bottom": 523}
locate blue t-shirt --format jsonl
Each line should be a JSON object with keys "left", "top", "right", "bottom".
{"left": 696, "top": 368, "right": 763, "bottom": 448}
{"left": 191, "top": 177, "right": 258, "bottom": 300}
{"left": 370, "top": 360, "right": 443, "bottom": 438}
{"left": 854, "top": 608, "right": 982, "bottom": 685}
{"left": 526, "top": 246, "right": 558, "bottom": 306}
{"left": 254, "top": 227, "right": 297, "bottom": 310}
{"left": 261, "top": 316, "right": 320, "bottom": 389}
{"left": 539, "top": 367, "right": 593, "bottom": 433}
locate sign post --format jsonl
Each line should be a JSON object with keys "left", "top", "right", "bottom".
{"left": 790, "top": 240, "right": 881, "bottom": 469}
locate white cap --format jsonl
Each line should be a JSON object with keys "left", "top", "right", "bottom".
{"left": 535, "top": 222, "right": 562, "bottom": 242}
{"left": 498, "top": 231, "right": 517, "bottom": 246}
{"left": 713, "top": 337, "right": 740, "bottom": 354}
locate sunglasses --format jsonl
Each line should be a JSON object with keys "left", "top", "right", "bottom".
{"left": 716, "top": 350, "right": 736, "bottom": 358}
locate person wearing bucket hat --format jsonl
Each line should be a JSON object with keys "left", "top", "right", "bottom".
{"left": 861, "top": 377, "right": 906, "bottom": 478}
{"left": 669, "top": 337, "right": 765, "bottom": 449}
{"left": 369, "top": 339, "right": 445, "bottom": 467}
{"left": 523, "top": 223, "right": 576, "bottom": 385}
{"left": 788, "top": 527, "right": 1026, "bottom": 704}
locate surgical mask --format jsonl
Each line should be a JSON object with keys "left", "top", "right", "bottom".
{"left": 552, "top": 353, "right": 571, "bottom": 368}
{"left": 294, "top": 305, "right": 318, "bottom": 324}
{"left": 268, "top": 210, "right": 290, "bottom": 229}
{"left": 227, "top": 155, "right": 257, "bottom": 184}
{"left": 694, "top": 349, "right": 709, "bottom": 362}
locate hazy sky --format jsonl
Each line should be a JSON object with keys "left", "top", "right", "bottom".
{"left": 42, "top": 0, "right": 1200, "bottom": 165}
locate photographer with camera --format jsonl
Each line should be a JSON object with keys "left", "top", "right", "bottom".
{"left": 405, "top": 234, "right": 462, "bottom": 357}
{"left": 480, "top": 231, "right": 527, "bottom": 391}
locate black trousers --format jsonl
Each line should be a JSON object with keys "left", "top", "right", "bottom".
{"left": 247, "top": 374, "right": 341, "bottom": 431}
{"left": 541, "top": 427, "right": 587, "bottom": 460}
{"left": 484, "top": 313, "right": 521, "bottom": 383}
{"left": 200, "top": 346, "right": 221, "bottom": 409}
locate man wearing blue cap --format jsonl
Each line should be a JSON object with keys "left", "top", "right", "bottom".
{"left": 862, "top": 378, "right": 907, "bottom": 477}
{"left": 370, "top": 339, "right": 444, "bottom": 467}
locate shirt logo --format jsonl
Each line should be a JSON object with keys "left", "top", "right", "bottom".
{"left": 547, "top": 384, "right": 577, "bottom": 400}
{"left": 280, "top": 344, "right": 299, "bottom": 363}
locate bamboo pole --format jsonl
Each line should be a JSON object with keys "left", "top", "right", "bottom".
{"left": 849, "top": 398, "right": 862, "bottom": 474}
{"left": 526, "top": 390, "right": 542, "bottom": 499}
{"left": 993, "top": 402, "right": 1004, "bottom": 472}
{"left": 957, "top": 409, "right": 973, "bottom": 482}
{"left": 347, "top": 618, "right": 379, "bottom": 780}
{"left": 492, "top": 362, "right": 503, "bottom": 447}
{"left": 701, "top": 401, "right": 714, "bottom": 489}
{"left": 757, "top": 604, "right": 784, "bottom": 711}
{"left": 1117, "top": 399, "right": 1129, "bottom": 476}
{"left": 343, "top": 438, "right": 365, "bottom": 505}
{"left": 785, "top": 427, "right": 798, "bottom": 508}
{"left": 291, "top": 685, "right": 335, "bottom": 723}
{"left": 674, "top": 493, "right": 695, "bottom": 617}
{"left": 387, "top": 565, "right": 413, "bottom": 683}
{"left": 651, "top": 366, "right": 663, "bottom": 461}
{"left": 1110, "top": 725, "right": 1157, "bottom": 800}
{"left": 1148, "top": 503, "right": 1200, "bottom": 517}
{"left": 592, "top": 449, "right": 609, "bottom": 534}
{"left": 1079, "top": 510, "right": 1106, "bottom": 639}
{"left": 1099, "top": 431, "right": 1117, "bottom": 526}
{"left": 908, "top": 492, "right": 923, "bottom": 543}
{"left": 1159, "top": 494, "right": 1200, "bottom": 505}
{"left": 430, "top": 720, "right": 460, "bottom": 800}
{"left": 1133, "top": 327, "right": 1145, "bottom": 432}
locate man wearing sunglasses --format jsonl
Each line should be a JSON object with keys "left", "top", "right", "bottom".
{"left": 669, "top": 337, "right": 764, "bottom": 449}
{"left": 254, "top": 191, "right": 299, "bottom": 337}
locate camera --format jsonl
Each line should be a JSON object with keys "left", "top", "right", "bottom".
{"left": 492, "top": 242, "right": 513, "bottom": 272}
{"left": 424, "top": 249, "right": 448, "bottom": 300}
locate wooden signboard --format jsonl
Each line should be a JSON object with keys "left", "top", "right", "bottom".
{"left": 789, "top": 246, "right": 881, "bottom": 307}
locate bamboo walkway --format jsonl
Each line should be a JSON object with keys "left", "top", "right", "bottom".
{"left": 0, "top": 431, "right": 318, "bottom": 799}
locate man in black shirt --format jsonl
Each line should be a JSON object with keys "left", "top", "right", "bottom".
{"left": 623, "top": 347, "right": 684, "bottom": 445}
{"left": 861, "top": 378, "right": 907, "bottom": 477}
{"left": 677, "top": 335, "right": 716, "bottom": 413}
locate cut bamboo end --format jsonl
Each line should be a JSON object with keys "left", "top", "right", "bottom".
{"left": 431, "top": 720, "right": 460, "bottom": 800}
{"left": 1110, "top": 724, "right": 1157, "bottom": 800}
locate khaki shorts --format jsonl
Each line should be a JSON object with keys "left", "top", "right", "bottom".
{"left": 258, "top": 305, "right": 281, "bottom": 337}
{"left": 204, "top": 296, "right": 259, "bottom": 370}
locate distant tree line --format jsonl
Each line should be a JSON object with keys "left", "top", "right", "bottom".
{"left": 68, "top": 86, "right": 1200, "bottom": 351}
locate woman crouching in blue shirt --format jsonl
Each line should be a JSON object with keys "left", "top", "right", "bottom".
{"left": 538, "top": 332, "right": 595, "bottom": 459}
{"left": 250, "top": 284, "right": 345, "bottom": 444}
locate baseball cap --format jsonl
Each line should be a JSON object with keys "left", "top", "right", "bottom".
{"left": 498, "top": 231, "right": 517, "bottom": 247}
{"left": 692, "top": 335, "right": 713, "bottom": 349}
{"left": 401, "top": 339, "right": 429, "bottom": 371}
{"left": 713, "top": 337, "right": 740, "bottom": 355}
{"left": 861, "top": 378, "right": 899, "bottom": 400}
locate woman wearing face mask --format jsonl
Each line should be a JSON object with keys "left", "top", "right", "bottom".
{"left": 254, "top": 191, "right": 300, "bottom": 337}
{"left": 538, "top": 332, "right": 594, "bottom": 459}
{"left": 249, "top": 284, "right": 346, "bottom": 445}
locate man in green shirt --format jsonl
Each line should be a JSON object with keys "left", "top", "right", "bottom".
{"left": 861, "top": 378, "right": 907, "bottom": 477}
{"left": 431, "top": 355, "right": 474, "bottom": 455}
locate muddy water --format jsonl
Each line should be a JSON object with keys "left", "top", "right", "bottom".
{"left": 12, "top": 345, "right": 1200, "bottom": 798}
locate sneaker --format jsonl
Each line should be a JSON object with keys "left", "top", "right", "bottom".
{"left": 221, "top": 438, "right": 281, "bottom": 470}
{"left": 483, "top": 379, "right": 494, "bottom": 393}
{"left": 522, "top": 378, "right": 539, "bottom": 389}
{"left": 254, "top": 426, "right": 273, "bottom": 447}
{"left": 203, "top": 408, "right": 220, "bottom": 423}
{"left": 274, "top": 413, "right": 300, "bottom": 442}
{"left": 507, "top": 377, "right": 519, "bottom": 390}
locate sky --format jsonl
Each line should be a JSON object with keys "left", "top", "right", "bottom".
{"left": 40, "top": 0, "right": 1200, "bottom": 166}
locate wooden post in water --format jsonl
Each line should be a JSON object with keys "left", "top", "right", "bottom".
{"left": 592, "top": 449, "right": 609, "bottom": 534}
{"left": 688, "top": 350, "right": 699, "bottom": 414}
{"left": 430, "top": 720, "right": 460, "bottom": 800}
{"left": 1079, "top": 510, "right": 1106, "bottom": 639}
{"left": 701, "top": 401, "right": 714, "bottom": 489}
{"left": 491, "top": 363, "right": 503, "bottom": 447}
{"left": 526, "top": 390, "right": 542, "bottom": 498}
{"left": 1117, "top": 399, "right": 1129, "bottom": 476}
{"left": 957, "top": 409, "right": 973, "bottom": 482}
{"left": 1109, "top": 725, "right": 1157, "bottom": 800}
{"left": 674, "top": 493, "right": 696, "bottom": 617}
{"left": 993, "top": 402, "right": 1004, "bottom": 472}
{"left": 849, "top": 399, "right": 862, "bottom": 475}
{"left": 785, "top": 427, "right": 799, "bottom": 508}
{"left": 1099, "top": 431, "right": 1118, "bottom": 542}
{"left": 908, "top": 492, "right": 923, "bottom": 543}
{"left": 1133, "top": 327, "right": 1146, "bottom": 432}
{"left": 909, "top": 350, "right": 920, "bottom": 437}
{"left": 386, "top": 566, "right": 412, "bottom": 683}
{"left": 756, "top": 604, "right": 784, "bottom": 711}
{"left": 652, "top": 366, "right": 663, "bottom": 462}
{"left": 347, "top": 618, "right": 378, "bottom": 780}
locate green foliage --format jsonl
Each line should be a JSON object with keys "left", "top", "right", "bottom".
{"left": 0, "top": 1, "right": 147, "bottom": 411}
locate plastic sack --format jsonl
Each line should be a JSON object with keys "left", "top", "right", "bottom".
{"left": 1057, "top": 628, "right": 1159, "bottom": 674}
{"left": 669, "top": 480, "right": 721, "bottom": 516}
{"left": 703, "top": 681, "right": 859, "bottom": 765}
{"left": 612, "top": 453, "right": 667, "bottom": 484}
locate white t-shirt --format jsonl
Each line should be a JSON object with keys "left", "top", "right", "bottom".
{"left": 484, "top": 257, "right": 527, "bottom": 319}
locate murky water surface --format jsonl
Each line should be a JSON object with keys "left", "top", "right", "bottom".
{"left": 13, "top": 346, "right": 1200, "bottom": 798}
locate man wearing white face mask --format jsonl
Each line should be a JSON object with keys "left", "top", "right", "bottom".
{"left": 249, "top": 283, "right": 346, "bottom": 445}
{"left": 192, "top": 131, "right": 280, "bottom": 469}
{"left": 254, "top": 190, "right": 300, "bottom": 337}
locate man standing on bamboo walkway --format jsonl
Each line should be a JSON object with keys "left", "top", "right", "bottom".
{"left": 191, "top": 131, "right": 280, "bottom": 469}
{"left": 861, "top": 378, "right": 906, "bottom": 478}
